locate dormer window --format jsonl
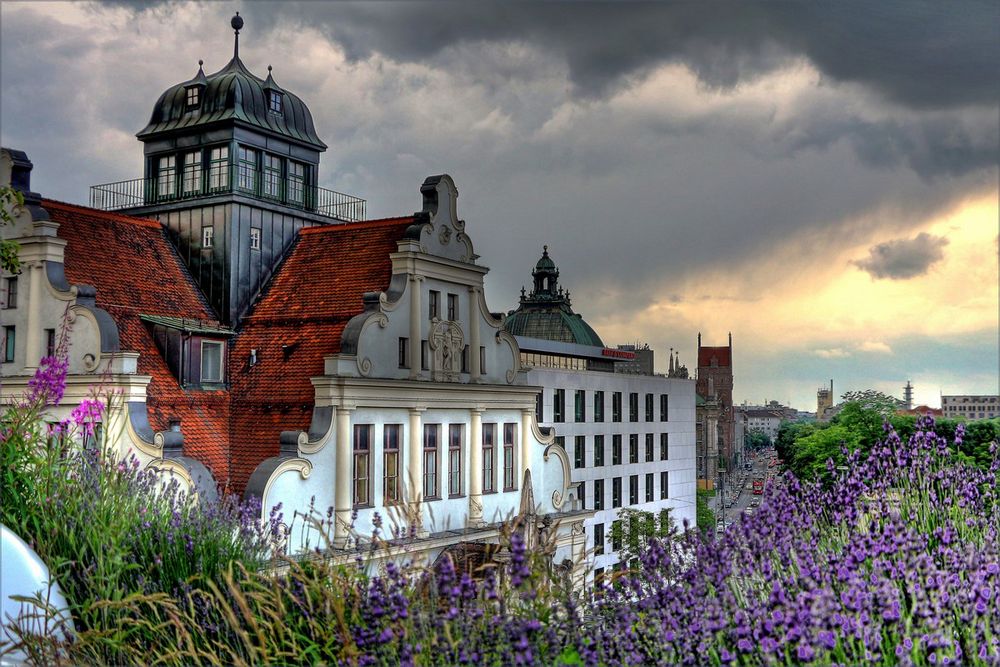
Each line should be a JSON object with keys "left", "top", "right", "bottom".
{"left": 269, "top": 90, "right": 283, "bottom": 114}
{"left": 201, "top": 340, "right": 224, "bottom": 384}
{"left": 185, "top": 86, "right": 200, "bottom": 108}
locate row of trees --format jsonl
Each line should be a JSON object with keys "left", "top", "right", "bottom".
{"left": 776, "top": 389, "right": 1000, "bottom": 480}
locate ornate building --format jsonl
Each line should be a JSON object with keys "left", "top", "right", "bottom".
{"left": 695, "top": 333, "right": 738, "bottom": 488}
{"left": 2, "top": 17, "right": 590, "bottom": 574}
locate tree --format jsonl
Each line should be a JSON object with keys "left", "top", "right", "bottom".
{"left": 1, "top": 185, "right": 24, "bottom": 274}
{"left": 840, "top": 389, "right": 902, "bottom": 417}
{"left": 696, "top": 490, "right": 716, "bottom": 534}
{"left": 609, "top": 507, "right": 673, "bottom": 567}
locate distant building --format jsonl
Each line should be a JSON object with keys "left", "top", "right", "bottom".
{"left": 614, "top": 343, "right": 654, "bottom": 375}
{"left": 896, "top": 405, "right": 943, "bottom": 418}
{"left": 741, "top": 409, "right": 783, "bottom": 442}
{"left": 941, "top": 395, "right": 1000, "bottom": 420}
{"left": 504, "top": 248, "right": 696, "bottom": 581}
{"left": 816, "top": 380, "right": 835, "bottom": 422}
{"left": 696, "top": 333, "right": 738, "bottom": 482}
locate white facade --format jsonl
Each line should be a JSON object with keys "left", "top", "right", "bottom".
{"left": 941, "top": 395, "right": 999, "bottom": 420}
{"left": 249, "top": 176, "right": 589, "bottom": 573}
{"left": 524, "top": 363, "right": 697, "bottom": 580}
{"left": 743, "top": 409, "right": 783, "bottom": 441}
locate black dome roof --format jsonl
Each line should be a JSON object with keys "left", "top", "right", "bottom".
{"left": 137, "top": 56, "right": 327, "bottom": 151}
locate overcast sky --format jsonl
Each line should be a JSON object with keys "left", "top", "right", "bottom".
{"left": 2, "top": 1, "right": 997, "bottom": 410}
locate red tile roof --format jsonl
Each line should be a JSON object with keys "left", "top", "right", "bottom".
{"left": 698, "top": 345, "right": 731, "bottom": 368}
{"left": 45, "top": 200, "right": 233, "bottom": 482}
{"left": 228, "top": 217, "right": 414, "bottom": 491}
{"left": 47, "top": 199, "right": 415, "bottom": 495}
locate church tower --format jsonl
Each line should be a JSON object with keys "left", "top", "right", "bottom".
{"left": 90, "top": 14, "right": 365, "bottom": 325}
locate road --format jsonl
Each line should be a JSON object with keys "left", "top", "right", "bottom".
{"left": 708, "top": 449, "right": 775, "bottom": 533}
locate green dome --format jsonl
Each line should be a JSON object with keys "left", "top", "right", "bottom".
{"left": 504, "top": 245, "right": 605, "bottom": 347}
{"left": 137, "top": 56, "right": 327, "bottom": 151}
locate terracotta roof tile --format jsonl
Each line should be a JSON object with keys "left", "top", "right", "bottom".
{"left": 698, "top": 346, "right": 731, "bottom": 368}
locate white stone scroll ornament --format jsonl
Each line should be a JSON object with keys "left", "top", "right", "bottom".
{"left": 429, "top": 320, "right": 464, "bottom": 382}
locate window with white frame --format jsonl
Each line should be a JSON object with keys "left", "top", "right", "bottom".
{"left": 448, "top": 424, "right": 463, "bottom": 497}
{"left": 250, "top": 227, "right": 261, "bottom": 251}
{"left": 383, "top": 424, "right": 401, "bottom": 504}
{"left": 483, "top": 423, "right": 497, "bottom": 493}
{"left": 503, "top": 423, "right": 517, "bottom": 491}
{"left": 353, "top": 425, "right": 372, "bottom": 507}
{"left": 200, "top": 340, "right": 223, "bottom": 383}
{"left": 202, "top": 226, "right": 214, "bottom": 249}
{"left": 423, "top": 424, "right": 440, "bottom": 499}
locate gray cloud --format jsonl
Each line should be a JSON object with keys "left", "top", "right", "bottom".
{"left": 852, "top": 232, "right": 950, "bottom": 280}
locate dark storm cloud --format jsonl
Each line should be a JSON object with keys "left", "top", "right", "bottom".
{"left": 852, "top": 233, "right": 950, "bottom": 280}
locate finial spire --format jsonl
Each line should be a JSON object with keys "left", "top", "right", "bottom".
{"left": 231, "top": 12, "right": 244, "bottom": 59}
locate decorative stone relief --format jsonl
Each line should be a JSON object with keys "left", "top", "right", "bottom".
{"left": 429, "top": 319, "right": 464, "bottom": 382}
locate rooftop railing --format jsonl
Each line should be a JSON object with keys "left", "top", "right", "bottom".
{"left": 90, "top": 165, "right": 365, "bottom": 222}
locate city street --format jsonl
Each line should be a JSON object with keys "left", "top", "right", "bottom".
{"left": 708, "top": 449, "right": 774, "bottom": 532}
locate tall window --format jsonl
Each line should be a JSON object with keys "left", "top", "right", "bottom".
{"left": 593, "top": 479, "right": 604, "bottom": 511}
{"left": 45, "top": 329, "right": 55, "bottom": 357}
{"left": 483, "top": 423, "right": 496, "bottom": 493}
{"left": 288, "top": 161, "right": 306, "bottom": 205}
{"left": 612, "top": 434, "right": 622, "bottom": 465}
{"left": 612, "top": 392, "right": 622, "bottom": 422}
{"left": 421, "top": 340, "right": 429, "bottom": 371}
{"left": 447, "top": 293, "right": 458, "bottom": 320}
{"left": 645, "top": 472, "right": 654, "bottom": 502}
{"left": 503, "top": 423, "right": 517, "bottom": 491}
{"left": 660, "top": 433, "right": 668, "bottom": 460}
{"left": 645, "top": 434, "right": 654, "bottom": 462}
{"left": 448, "top": 424, "right": 463, "bottom": 497}
{"left": 182, "top": 151, "right": 202, "bottom": 194}
{"left": 237, "top": 146, "right": 257, "bottom": 192}
{"left": 269, "top": 90, "right": 283, "bottom": 113}
{"left": 553, "top": 389, "right": 565, "bottom": 423}
{"left": 612, "top": 477, "right": 622, "bottom": 508}
{"left": 660, "top": 471, "right": 668, "bottom": 499}
{"left": 185, "top": 86, "right": 200, "bottom": 107}
{"left": 353, "top": 425, "right": 372, "bottom": 507}
{"left": 629, "top": 475, "right": 639, "bottom": 505}
{"left": 398, "top": 337, "right": 409, "bottom": 368}
{"left": 384, "top": 425, "right": 401, "bottom": 504}
{"left": 574, "top": 435, "right": 586, "bottom": 469}
{"left": 645, "top": 394, "right": 654, "bottom": 421}
{"left": 428, "top": 290, "right": 440, "bottom": 319}
{"left": 250, "top": 227, "right": 261, "bottom": 251}
{"left": 157, "top": 155, "right": 176, "bottom": 197}
{"left": 629, "top": 393, "right": 639, "bottom": 422}
{"left": 594, "top": 434, "right": 605, "bottom": 467}
{"left": 660, "top": 394, "right": 669, "bottom": 421}
{"left": 263, "top": 154, "right": 282, "bottom": 198}
{"left": 612, "top": 520, "right": 622, "bottom": 551}
{"left": 4, "top": 277, "right": 16, "bottom": 309}
{"left": 594, "top": 522, "right": 605, "bottom": 555}
{"left": 202, "top": 226, "right": 214, "bottom": 249}
{"left": 575, "top": 390, "right": 586, "bottom": 422}
{"left": 208, "top": 146, "right": 229, "bottom": 191}
{"left": 423, "top": 424, "right": 440, "bottom": 499}
{"left": 629, "top": 434, "right": 639, "bottom": 464}
{"left": 201, "top": 340, "right": 223, "bottom": 383}
{"left": 594, "top": 391, "right": 604, "bottom": 422}
{"left": 535, "top": 393, "right": 543, "bottom": 422}
{"left": 3, "top": 327, "right": 14, "bottom": 363}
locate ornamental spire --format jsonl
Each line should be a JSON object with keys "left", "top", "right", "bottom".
{"left": 231, "top": 12, "right": 244, "bottom": 60}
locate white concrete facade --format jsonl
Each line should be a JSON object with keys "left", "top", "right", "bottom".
{"left": 941, "top": 395, "right": 999, "bottom": 420}
{"left": 524, "top": 364, "right": 697, "bottom": 579}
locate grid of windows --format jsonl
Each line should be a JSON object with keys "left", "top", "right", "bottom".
{"left": 353, "top": 425, "right": 372, "bottom": 507}
{"left": 237, "top": 146, "right": 257, "bottom": 191}
{"left": 185, "top": 86, "right": 200, "bottom": 107}
{"left": 423, "top": 424, "right": 440, "bottom": 499}
{"left": 612, "top": 477, "right": 622, "bottom": 508}
{"left": 208, "top": 146, "right": 229, "bottom": 191}
{"left": 645, "top": 433, "right": 654, "bottom": 462}
{"left": 593, "top": 434, "right": 605, "bottom": 467}
{"left": 263, "top": 154, "right": 282, "bottom": 198}
{"left": 483, "top": 423, "right": 497, "bottom": 493}
{"left": 612, "top": 434, "right": 622, "bottom": 465}
{"left": 574, "top": 435, "right": 586, "bottom": 469}
{"left": 660, "top": 394, "right": 669, "bottom": 421}
{"left": 660, "top": 433, "right": 669, "bottom": 460}
{"left": 594, "top": 479, "right": 604, "bottom": 511}
{"left": 594, "top": 391, "right": 605, "bottom": 422}
{"left": 645, "top": 472, "right": 654, "bottom": 502}
{"left": 553, "top": 389, "right": 565, "bottom": 423}
{"left": 629, "top": 434, "right": 639, "bottom": 464}
{"left": 503, "top": 423, "right": 517, "bottom": 491}
{"left": 383, "top": 425, "right": 401, "bottom": 504}
{"left": 448, "top": 425, "right": 463, "bottom": 497}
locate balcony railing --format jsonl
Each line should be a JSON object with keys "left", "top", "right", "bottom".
{"left": 90, "top": 165, "right": 365, "bottom": 222}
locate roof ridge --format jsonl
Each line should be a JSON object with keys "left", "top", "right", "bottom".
{"left": 42, "top": 199, "right": 162, "bottom": 228}
{"left": 299, "top": 215, "right": 414, "bottom": 235}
